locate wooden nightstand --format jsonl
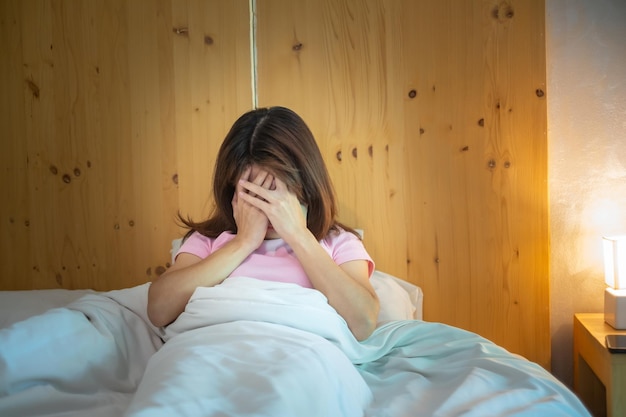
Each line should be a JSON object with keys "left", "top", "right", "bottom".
{"left": 574, "top": 313, "right": 626, "bottom": 417}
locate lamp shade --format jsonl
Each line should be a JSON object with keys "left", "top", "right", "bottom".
{"left": 603, "top": 235, "right": 626, "bottom": 290}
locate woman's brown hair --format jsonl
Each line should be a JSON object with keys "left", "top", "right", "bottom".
{"left": 179, "top": 106, "right": 355, "bottom": 241}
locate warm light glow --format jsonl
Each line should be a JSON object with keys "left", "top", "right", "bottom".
{"left": 603, "top": 235, "right": 626, "bottom": 289}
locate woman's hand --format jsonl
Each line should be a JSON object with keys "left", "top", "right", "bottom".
{"left": 237, "top": 174, "right": 308, "bottom": 244}
{"left": 232, "top": 167, "right": 273, "bottom": 248}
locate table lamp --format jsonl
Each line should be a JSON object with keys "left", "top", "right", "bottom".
{"left": 603, "top": 235, "right": 626, "bottom": 329}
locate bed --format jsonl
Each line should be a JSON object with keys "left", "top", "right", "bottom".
{"left": 0, "top": 243, "right": 590, "bottom": 417}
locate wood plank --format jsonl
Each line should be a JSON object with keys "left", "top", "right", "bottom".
{"left": 0, "top": 0, "right": 252, "bottom": 290}
{"left": 0, "top": 0, "right": 31, "bottom": 288}
{"left": 255, "top": 0, "right": 410, "bottom": 280}
{"left": 172, "top": 0, "right": 252, "bottom": 223}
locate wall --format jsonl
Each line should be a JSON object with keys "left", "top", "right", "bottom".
{"left": 547, "top": 0, "right": 626, "bottom": 386}
{"left": 0, "top": 0, "right": 550, "bottom": 368}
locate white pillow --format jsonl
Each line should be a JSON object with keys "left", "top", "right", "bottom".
{"left": 371, "top": 270, "right": 423, "bottom": 324}
{"left": 0, "top": 289, "right": 94, "bottom": 328}
{"left": 171, "top": 237, "right": 184, "bottom": 263}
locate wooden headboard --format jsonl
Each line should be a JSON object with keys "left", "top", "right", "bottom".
{"left": 0, "top": 0, "right": 548, "bottom": 368}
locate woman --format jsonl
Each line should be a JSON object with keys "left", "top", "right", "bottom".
{"left": 148, "top": 106, "right": 379, "bottom": 341}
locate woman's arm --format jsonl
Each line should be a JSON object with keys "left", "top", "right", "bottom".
{"left": 147, "top": 237, "right": 258, "bottom": 327}
{"left": 287, "top": 233, "right": 380, "bottom": 341}
{"left": 148, "top": 168, "right": 274, "bottom": 327}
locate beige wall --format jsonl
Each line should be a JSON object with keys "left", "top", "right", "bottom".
{"left": 547, "top": 0, "right": 626, "bottom": 386}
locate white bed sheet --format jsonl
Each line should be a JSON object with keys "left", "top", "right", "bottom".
{"left": 0, "top": 278, "right": 589, "bottom": 417}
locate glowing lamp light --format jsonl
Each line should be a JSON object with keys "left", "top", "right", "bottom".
{"left": 603, "top": 235, "right": 626, "bottom": 329}
{"left": 603, "top": 236, "right": 626, "bottom": 289}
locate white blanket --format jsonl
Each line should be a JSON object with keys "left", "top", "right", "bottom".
{"left": 0, "top": 278, "right": 590, "bottom": 417}
{"left": 0, "top": 284, "right": 162, "bottom": 417}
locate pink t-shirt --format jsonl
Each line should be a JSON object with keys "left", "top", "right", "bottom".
{"left": 176, "top": 229, "right": 374, "bottom": 289}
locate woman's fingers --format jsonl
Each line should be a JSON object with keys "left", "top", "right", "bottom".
{"left": 239, "top": 180, "right": 270, "bottom": 202}
{"left": 251, "top": 171, "right": 270, "bottom": 197}
{"left": 261, "top": 174, "right": 274, "bottom": 196}
{"left": 236, "top": 167, "right": 251, "bottom": 197}
{"left": 240, "top": 168, "right": 272, "bottom": 196}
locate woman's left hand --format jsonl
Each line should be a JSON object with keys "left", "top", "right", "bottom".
{"left": 240, "top": 170, "right": 379, "bottom": 340}
{"left": 237, "top": 175, "right": 308, "bottom": 242}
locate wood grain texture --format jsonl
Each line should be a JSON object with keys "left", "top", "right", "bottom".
{"left": 0, "top": 0, "right": 252, "bottom": 290}
{"left": 0, "top": 0, "right": 549, "bottom": 368}
{"left": 255, "top": 0, "right": 549, "bottom": 368}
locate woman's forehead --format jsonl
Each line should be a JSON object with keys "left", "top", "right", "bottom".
{"left": 249, "top": 163, "right": 264, "bottom": 177}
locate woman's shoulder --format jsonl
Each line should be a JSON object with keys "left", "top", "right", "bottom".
{"left": 178, "top": 231, "right": 235, "bottom": 258}
{"left": 321, "top": 227, "right": 362, "bottom": 247}
{"left": 185, "top": 230, "right": 234, "bottom": 242}
{"left": 321, "top": 226, "right": 374, "bottom": 274}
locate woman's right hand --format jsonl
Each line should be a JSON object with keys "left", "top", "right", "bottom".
{"left": 232, "top": 166, "right": 272, "bottom": 249}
